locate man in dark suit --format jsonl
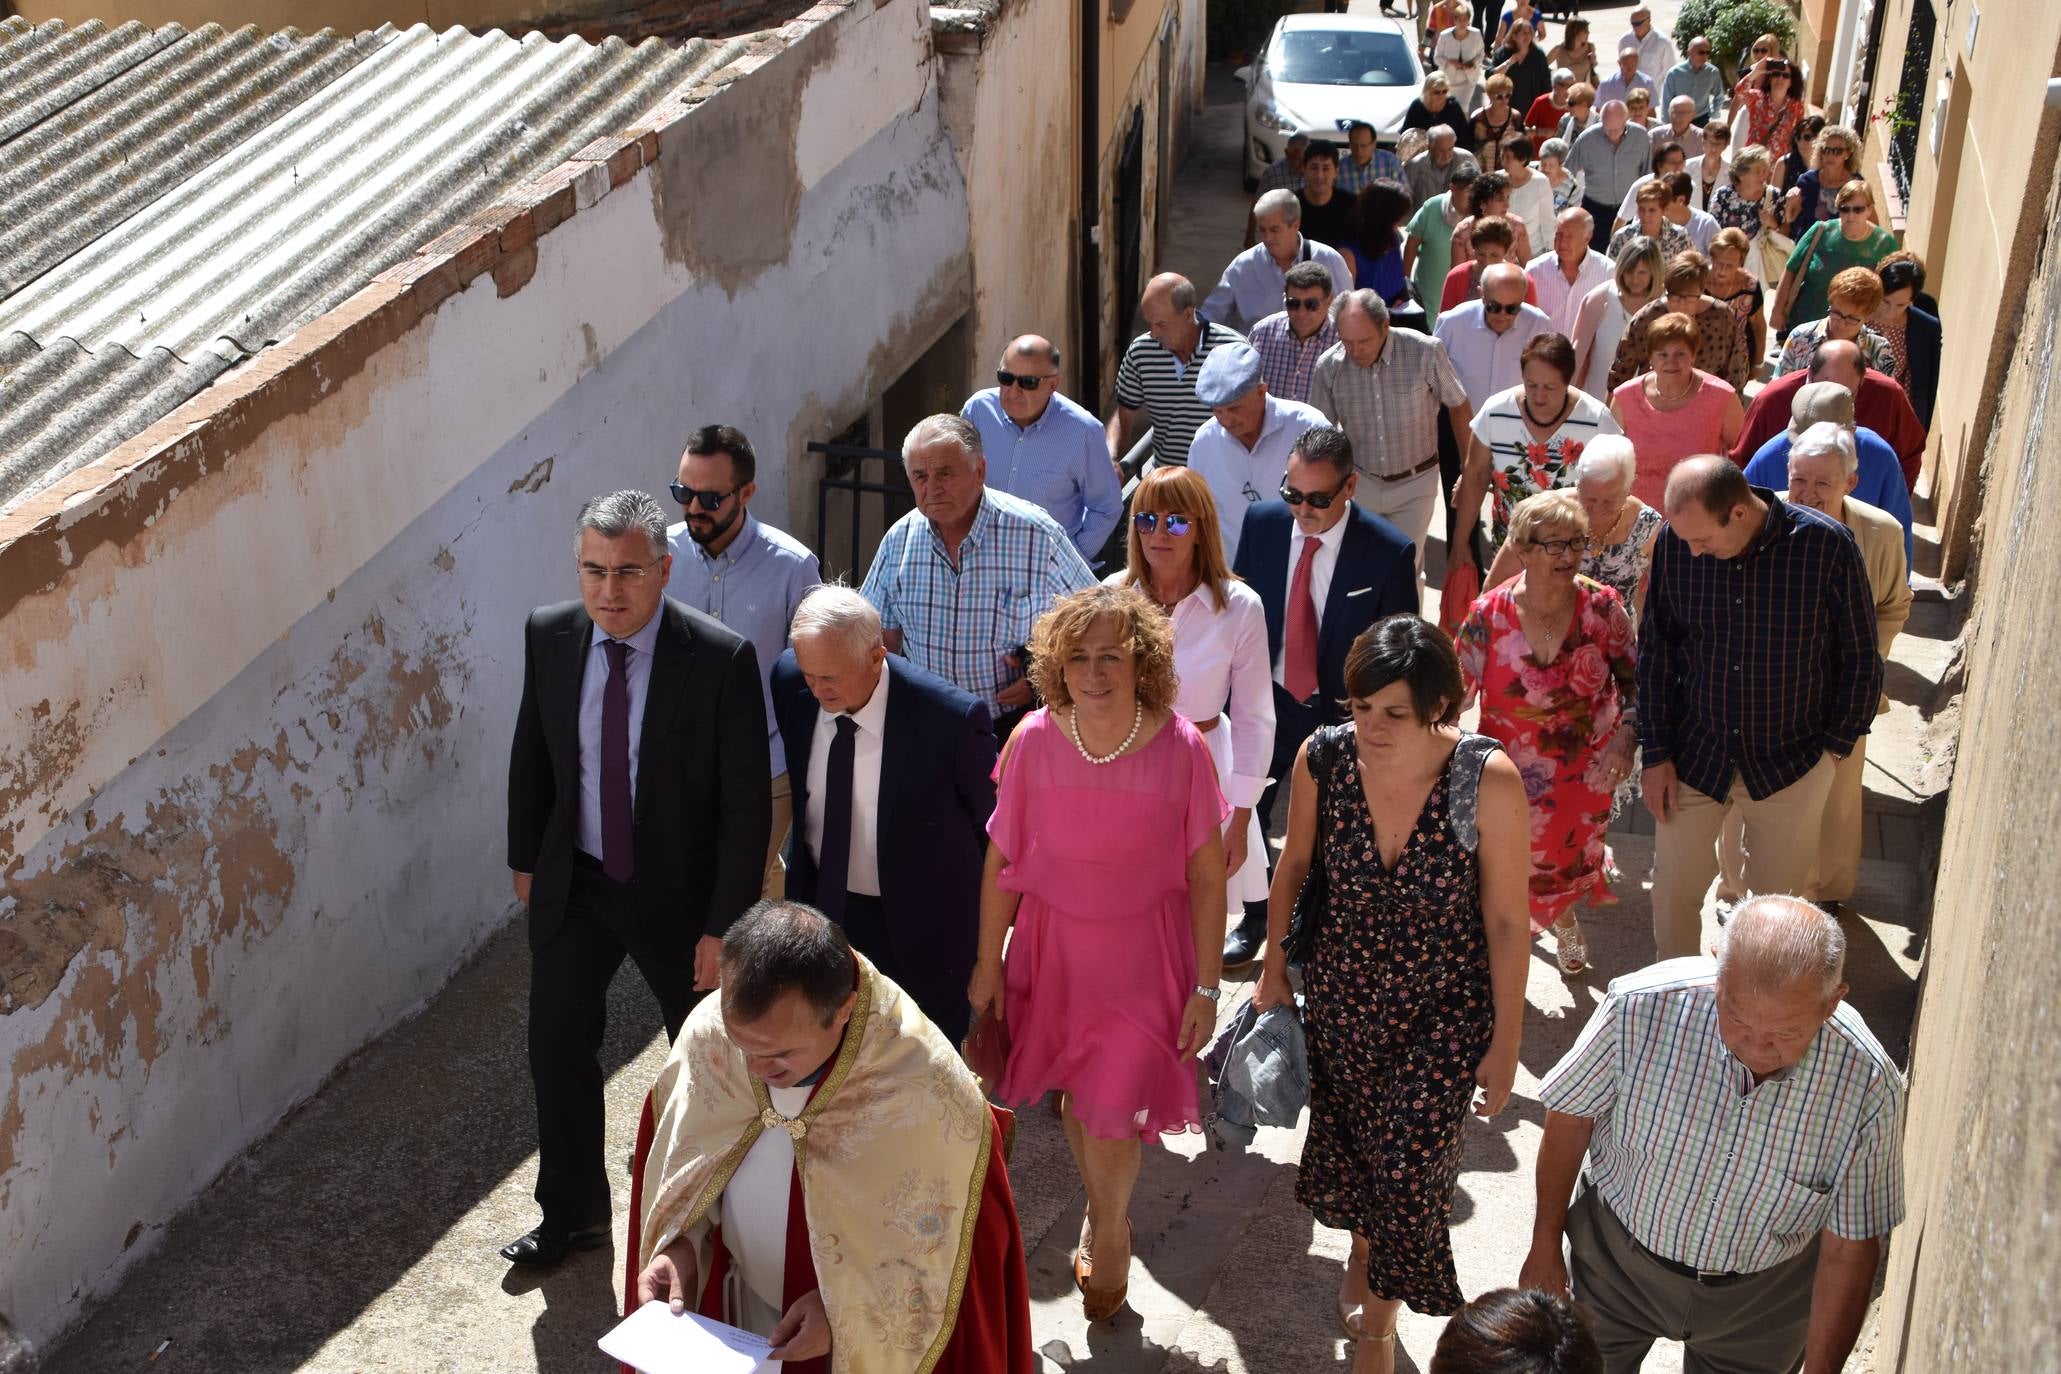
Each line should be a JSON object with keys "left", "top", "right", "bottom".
{"left": 1227, "top": 425, "right": 1419, "bottom": 963}
{"left": 770, "top": 584, "right": 996, "bottom": 1044}
{"left": 504, "top": 490, "right": 770, "bottom": 1267}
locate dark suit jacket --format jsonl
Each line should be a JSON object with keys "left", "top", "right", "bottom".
{"left": 507, "top": 597, "right": 770, "bottom": 955}
{"left": 1903, "top": 306, "right": 1940, "bottom": 435}
{"left": 1233, "top": 500, "right": 1420, "bottom": 733}
{"left": 770, "top": 651, "right": 996, "bottom": 994}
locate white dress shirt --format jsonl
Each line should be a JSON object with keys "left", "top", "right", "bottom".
{"left": 1526, "top": 247, "right": 1615, "bottom": 336}
{"left": 575, "top": 604, "right": 664, "bottom": 861}
{"left": 802, "top": 663, "right": 892, "bottom": 897}
{"left": 1434, "top": 299, "right": 1556, "bottom": 408}
{"left": 1627, "top": 29, "right": 1678, "bottom": 85}
{"left": 1167, "top": 578, "right": 1277, "bottom": 904}
{"left": 1188, "top": 395, "right": 1328, "bottom": 564}
{"left": 1271, "top": 514, "right": 1350, "bottom": 686}
{"left": 1202, "top": 237, "right": 1354, "bottom": 332}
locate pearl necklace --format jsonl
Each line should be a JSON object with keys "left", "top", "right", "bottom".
{"left": 1069, "top": 701, "right": 1142, "bottom": 765}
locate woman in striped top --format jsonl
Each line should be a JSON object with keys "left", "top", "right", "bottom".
{"left": 1448, "top": 332, "right": 1620, "bottom": 571}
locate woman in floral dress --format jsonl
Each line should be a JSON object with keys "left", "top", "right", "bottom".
{"left": 1457, "top": 490, "right": 1638, "bottom": 975}
{"left": 1448, "top": 331, "right": 1619, "bottom": 574}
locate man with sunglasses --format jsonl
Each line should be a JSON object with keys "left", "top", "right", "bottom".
{"left": 503, "top": 491, "right": 770, "bottom": 1269}
{"left": 1188, "top": 340, "right": 1325, "bottom": 564}
{"left": 962, "top": 335, "right": 1124, "bottom": 563}
{"left": 1203, "top": 189, "right": 1352, "bottom": 333}
{"left": 1617, "top": 7, "right": 1676, "bottom": 95}
{"left": 1230, "top": 427, "right": 1420, "bottom": 863}
{"left": 668, "top": 425, "right": 820, "bottom": 901}
{"left": 1246, "top": 260, "right": 1339, "bottom": 404}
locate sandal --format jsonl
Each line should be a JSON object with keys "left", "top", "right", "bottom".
{"left": 1337, "top": 1299, "right": 1365, "bottom": 1340}
{"left": 1552, "top": 918, "right": 1587, "bottom": 975}
{"left": 1077, "top": 1220, "right": 1131, "bottom": 1322}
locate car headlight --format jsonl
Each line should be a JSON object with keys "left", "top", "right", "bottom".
{"left": 1255, "top": 103, "right": 1297, "bottom": 134}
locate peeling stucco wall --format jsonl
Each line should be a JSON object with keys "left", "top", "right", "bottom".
{"left": 0, "top": 0, "right": 969, "bottom": 1342}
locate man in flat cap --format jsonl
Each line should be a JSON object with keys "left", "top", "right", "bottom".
{"left": 1187, "top": 340, "right": 1326, "bottom": 565}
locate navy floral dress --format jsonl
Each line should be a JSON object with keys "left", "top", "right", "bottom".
{"left": 1294, "top": 726, "right": 1499, "bottom": 1315}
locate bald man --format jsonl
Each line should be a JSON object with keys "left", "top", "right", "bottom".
{"left": 962, "top": 334, "right": 1124, "bottom": 561}
{"left": 1433, "top": 262, "right": 1555, "bottom": 410}
{"left": 1109, "top": 273, "right": 1246, "bottom": 469}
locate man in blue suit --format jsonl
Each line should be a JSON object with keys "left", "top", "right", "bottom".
{"left": 1226, "top": 425, "right": 1419, "bottom": 965}
{"left": 770, "top": 584, "right": 997, "bottom": 1043}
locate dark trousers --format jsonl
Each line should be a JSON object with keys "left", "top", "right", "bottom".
{"left": 528, "top": 858, "right": 700, "bottom": 1230}
{"left": 1470, "top": 0, "right": 1496, "bottom": 33}
{"left": 1583, "top": 197, "right": 1618, "bottom": 253}
{"left": 840, "top": 891, "right": 972, "bottom": 1045}
{"left": 1259, "top": 686, "right": 1348, "bottom": 838}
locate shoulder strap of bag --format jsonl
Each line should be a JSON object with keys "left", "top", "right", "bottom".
{"left": 1446, "top": 733, "right": 1501, "bottom": 852}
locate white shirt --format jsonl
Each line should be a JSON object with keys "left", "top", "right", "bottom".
{"left": 1626, "top": 29, "right": 1678, "bottom": 84}
{"left": 1527, "top": 247, "right": 1614, "bottom": 336}
{"left": 1434, "top": 299, "right": 1556, "bottom": 408}
{"left": 1671, "top": 206, "right": 1720, "bottom": 253}
{"left": 1188, "top": 395, "right": 1328, "bottom": 564}
{"left": 1685, "top": 151, "right": 1734, "bottom": 211}
{"left": 718, "top": 1081, "right": 812, "bottom": 1320}
{"left": 1202, "top": 238, "right": 1353, "bottom": 333}
{"left": 1272, "top": 514, "right": 1350, "bottom": 686}
{"left": 1504, "top": 171, "right": 1557, "bottom": 253}
{"left": 802, "top": 663, "right": 892, "bottom": 897}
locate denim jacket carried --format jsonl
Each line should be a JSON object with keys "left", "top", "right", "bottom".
{"left": 1204, "top": 994, "right": 1310, "bottom": 1149}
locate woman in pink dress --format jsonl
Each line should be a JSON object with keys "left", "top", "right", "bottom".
{"left": 1609, "top": 311, "right": 1744, "bottom": 508}
{"left": 966, "top": 583, "right": 1228, "bottom": 1324}
{"left": 1456, "top": 490, "right": 1638, "bottom": 975}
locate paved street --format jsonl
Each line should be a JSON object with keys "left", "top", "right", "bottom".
{"left": 43, "top": 5, "right": 1945, "bottom": 1370}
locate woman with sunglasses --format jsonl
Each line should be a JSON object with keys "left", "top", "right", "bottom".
{"left": 1773, "top": 266, "right": 1896, "bottom": 377}
{"left": 1456, "top": 488, "right": 1636, "bottom": 976}
{"left": 1106, "top": 466, "right": 1275, "bottom": 963}
{"left": 1772, "top": 181, "right": 1896, "bottom": 337}
{"left": 1782, "top": 122, "right": 1860, "bottom": 235}
{"left": 1727, "top": 60, "right": 1806, "bottom": 168}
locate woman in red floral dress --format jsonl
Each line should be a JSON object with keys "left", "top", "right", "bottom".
{"left": 1456, "top": 490, "right": 1638, "bottom": 975}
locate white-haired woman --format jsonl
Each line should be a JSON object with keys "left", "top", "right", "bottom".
{"left": 1482, "top": 436, "right": 1660, "bottom": 625}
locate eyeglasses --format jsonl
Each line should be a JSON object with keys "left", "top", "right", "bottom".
{"left": 1279, "top": 477, "right": 1351, "bottom": 508}
{"left": 1482, "top": 299, "right": 1523, "bottom": 316}
{"left": 1133, "top": 511, "right": 1193, "bottom": 536}
{"left": 670, "top": 482, "right": 735, "bottom": 511}
{"left": 1827, "top": 306, "right": 1867, "bottom": 326}
{"left": 1284, "top": 293, "right": 1327, "bottom": 312}
{"left": 1526, "top": 536, "right": 1584, "bottom": 556}
{"left": 996, "top": 369, "right": 1057, "bottom": 391}
{"left": 578, "top": 558, "right": 664, "bottom": 583}
{"left": 1837, "top": 204, "right": 1870, "bottom": 216}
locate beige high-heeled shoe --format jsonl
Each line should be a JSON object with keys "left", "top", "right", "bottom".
{"left": 1075, "top": 1220, "right": 1132, "bottom": 1322}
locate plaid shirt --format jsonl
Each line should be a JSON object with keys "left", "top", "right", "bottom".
{"left": 1637, "top": 490, "right": 1882, "bottom": 803}
{"left": 1336, "top": 148, "right": 1403, "bottom": 195}
{"left": 1307, "top": 328, "right": 1468, "bottom": 476}
{"left": 1247, "top": 310, "right": 1337, "bottom": 404}
{"left": 1257, "top": 156, "right": 1304, "bottom": 194}
{"left": 859, "top": 488, "right": 1096, "bottom": 710}
{"left": 1540, "top": 958, "right": 1906, "bottom": 1272}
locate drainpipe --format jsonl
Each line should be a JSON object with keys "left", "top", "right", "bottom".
{"left": 1078, "top": 0, "right": 1102, "bottom": 407}
{"left": 2047, "top": 78, "right": 2061, "bottom": 109}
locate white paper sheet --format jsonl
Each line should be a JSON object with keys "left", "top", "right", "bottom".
{"left": 597, "top": 1301, "right": 776, "bottom": 1374}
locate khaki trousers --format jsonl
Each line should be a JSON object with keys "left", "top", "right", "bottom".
{"left": 1353, "top": 464, "right": 1439, "bottom": 582}
{"left": 761, "top": 771, "right": 792, "bottom": 900}
{"left": 1715, "top": 739, "right": 1868, "bottom": 905}
{"left": 1651, "top": 754, "right": 1836, "bottom": 960}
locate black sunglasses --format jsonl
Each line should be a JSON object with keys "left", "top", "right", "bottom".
{"left": 670, "top": 482, "right": 736, "bottom": 511}
{"left": 1284, "top": 293, "right": 1327, "bottom": 312}
{"left": 1482, "top": 299, "right": 1524, "bottom": 316}
{"left": 1133, "top": 511, "right": 1194, "bottom": 536}
{"left": 996, "top": 369, "right": 1056, "bottom": 391}
{"left": 1279, "top": 477, "right": 1350, "bottom": 509}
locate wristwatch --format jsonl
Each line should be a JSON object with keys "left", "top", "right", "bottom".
{"left": 1194, "top": 984, "right": 1221, "bottom": 1002}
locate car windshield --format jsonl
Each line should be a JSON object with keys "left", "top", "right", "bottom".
{"left": 1269, "top": 29, "right": 1415, "bottom": 87}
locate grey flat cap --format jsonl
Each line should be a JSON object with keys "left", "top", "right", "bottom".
{"left": 1789, "top": 380, "right": 1857, "bottom": 436}
{"left": 1196, "top": 340, "right": 1264, "bottom": 406}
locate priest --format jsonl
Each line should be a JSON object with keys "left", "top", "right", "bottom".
{"left": 626, "top": 900, "right": 1033, "bottom": 1373}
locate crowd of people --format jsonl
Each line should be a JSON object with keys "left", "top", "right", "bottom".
{"left": 494, "top": 12, "right": 1925, "bottom": 1374}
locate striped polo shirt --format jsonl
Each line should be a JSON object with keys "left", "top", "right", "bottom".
{"left": 1113, "top": 320, "right": 1245, "bottom": 468}
{"left": 1540, "top": 958, "right": 1906, "bottom": 1274}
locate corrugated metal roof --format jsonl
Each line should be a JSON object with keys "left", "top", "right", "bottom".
{"left": 0, "top": 16, "right": 760, "bottom": 511}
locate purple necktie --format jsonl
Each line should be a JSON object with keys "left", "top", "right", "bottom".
{"left": 815, "top": 715, "right": 858, "bottom": 924}
{"left": 600, "top": 639, "right": 634, "bottom": 884}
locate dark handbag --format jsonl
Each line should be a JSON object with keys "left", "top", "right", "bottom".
{"left": 962, "top": 1007, "right": 1011, "bottom": 1089}
{"left": 1281, "top": 731, "right": 1332, "bottom": 967}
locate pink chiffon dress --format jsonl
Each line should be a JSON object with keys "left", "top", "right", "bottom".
{"left": 988, "top": 708, "right": 1229, "bottom": 1142}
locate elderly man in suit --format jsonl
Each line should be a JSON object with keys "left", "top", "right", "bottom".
{"left": 504, "top": 490, "right": 770, "bottom": 1268}
{"left": 1226, "top": 425, "right": 1420, "bottom": 964}
{"left": 771, "top": 585, "right": 998, "bottom": 1044}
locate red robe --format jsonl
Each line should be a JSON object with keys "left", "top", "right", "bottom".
{"left": 622, "top": 1093, "right": 1033, "bottom": 1374}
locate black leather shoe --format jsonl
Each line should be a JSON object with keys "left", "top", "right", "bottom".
{"left": 1222, "top": 903, "right": 1269, "bottom": 970}
{"left": 500, "top": 1221, "right": 609, "bottom": 1267}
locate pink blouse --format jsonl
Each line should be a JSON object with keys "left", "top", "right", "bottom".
{"left": 1612, "top": 370, "right": 1737, "bottom": 508}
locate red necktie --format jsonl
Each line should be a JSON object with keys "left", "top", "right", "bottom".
{"left": 1285, "top": 536, "right": 1320, "bottom": 703}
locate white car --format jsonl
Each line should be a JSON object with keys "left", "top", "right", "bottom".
{"left": 1238, "top": 14, "right": 1426, "bottom": 188}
